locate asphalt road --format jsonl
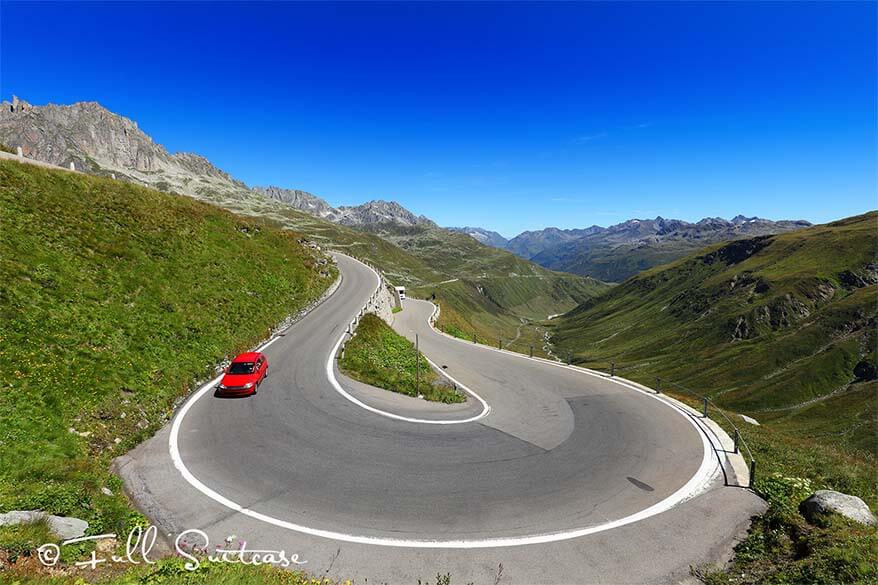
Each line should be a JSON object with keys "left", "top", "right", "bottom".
{"left": 116, "top": 254, "right": 765, "bottom": 584}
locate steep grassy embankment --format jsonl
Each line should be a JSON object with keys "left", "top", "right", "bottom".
{"left": 0, "top": 159, "right": 335, "bottom": 558}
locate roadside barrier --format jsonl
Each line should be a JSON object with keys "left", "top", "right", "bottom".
{"left": 428, "top": 300, "right": 757, "bottom": 489}
{"left": 571, "top": 363, "right": 758, "bottom": 487}
{"left": 329, "top": 254, "right": 388, "bottom": 359}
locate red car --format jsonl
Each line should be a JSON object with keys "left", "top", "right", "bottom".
{"left": 216, "top": 352, "right": 268, "bottom": 397}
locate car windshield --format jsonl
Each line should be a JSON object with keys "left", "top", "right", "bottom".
{"left": 228, "top": 362, "right": 255, "bottom": 374}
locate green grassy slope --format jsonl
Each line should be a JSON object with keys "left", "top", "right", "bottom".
{"left": 347, "top": 222, "right": 609, "bottom": 348}
{"left": 552, "top": 211, "right": 877, "bottom": 451}
{"left": 0, "top": 159, "right": 335, "bottom": 543}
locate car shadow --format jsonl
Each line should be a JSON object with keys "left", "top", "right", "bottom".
{"left": 212, "top": 388, "right": 255, "bottom": 399}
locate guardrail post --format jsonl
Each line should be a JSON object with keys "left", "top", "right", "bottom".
{"left": 610, "top": 362, "right": 615, "bottom": 377}
{"left": 749, "top": 459, "right": 756, "bottom": 488}
{"left": 733, "top": 428, "right": 740, "bottom": 454}
{"left": 656, "top": 377, "right": 661, "bottom": 393}
{"left": 529, "top": 345, "right": 534, "bottom": 358}
{"left": 498, "top": 337, "right": 502, "bottom": 350}
{"left": 473, "top": 332, "right": 477, "bottom": 344}
{"left": 702, "top": 397, "right": 709, "bottom": 417}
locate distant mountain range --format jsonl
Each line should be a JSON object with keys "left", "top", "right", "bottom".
{"left": 253, "top": 186, "right": 435, "bottom": 228}
{"left": 500, "top": 216, "right": 812, "bottom": 282}
{"left": 0, "top": 96, "right": 811, "bottom": 284}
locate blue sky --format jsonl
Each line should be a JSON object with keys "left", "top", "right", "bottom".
{"left": 2, "top": 1, "right": 875, "bottom": 236}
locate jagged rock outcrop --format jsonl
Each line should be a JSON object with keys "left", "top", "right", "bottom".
{"left": 336, "top": 200, "right": 435, "bottom": 228}
{"left": 254, "top": 188, "right": 437, "bottom": 229}
{"left": 254, "top": 186, "right": 339, "bottom": 220}
{"left": 0, "top": 96, "right": 254, "bottom": 204}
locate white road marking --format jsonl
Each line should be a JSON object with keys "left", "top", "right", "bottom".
{"left": 168, "top": 258, "right": 719, "bottom": 549}
{"left": 327, "top": 256, "right": 491, "bottom": 424}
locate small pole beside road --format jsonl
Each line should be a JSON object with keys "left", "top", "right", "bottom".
{"left": 610, "top": 362, "right": 615, "bottom": 377}
{"left": 656, "top": 377, "right": 661, "bottom": 394}
{"left": 529, "top": 345, "right": 534, "bottom": 358}
{"left": 415, "top": 334, "right": 420, "bottom": 396}
{"left": 702, "top": 397, "right": 709, "bottom": 417}
{"left": 733, "top": 429, "right": 740, "bottom": 454}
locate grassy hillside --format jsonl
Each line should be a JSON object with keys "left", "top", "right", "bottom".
{"left": 551, "top": 212, "right": 878, "bottom": 583}
{"left": 552, "top": 212, "right": 877, "bottom": 450}
{"left": 0, "top": 159, "right": 335, "bottom": 555}
{"left": 347, "top": 222, "right": 608, "bottom": 354}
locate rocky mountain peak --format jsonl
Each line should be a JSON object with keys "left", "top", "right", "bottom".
{"left": 254, "top": 186, "right": 339, "bottom": 219}
{"left": 0, "top": 96, "right": 170, "bottom": 173}
{"left": 336, "top": 199, "right": 436, "bottom": 228}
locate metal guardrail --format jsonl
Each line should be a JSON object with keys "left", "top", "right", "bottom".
{"left": 330, "top": 254, "right": 388, "bottom": 360}
{"left": 567, "top": 360, "right": 756, "bottom": 489}
{"left": 427, "top": 302, "right": 757, "bottom": 489}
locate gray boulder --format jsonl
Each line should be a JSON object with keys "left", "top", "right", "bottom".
{"left": 800, "top": 490, "right": 878, "bottom": 526}
{"left": 0, "top": 510, "right": 89, "bottom": 540}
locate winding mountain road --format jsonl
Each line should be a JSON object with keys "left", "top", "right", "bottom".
{"left": 116, "top": 254, "right": 765, "bottom": 584}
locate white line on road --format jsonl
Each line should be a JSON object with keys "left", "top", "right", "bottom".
{"left": 167, "top": 258, "right": 718, "bottom": 549}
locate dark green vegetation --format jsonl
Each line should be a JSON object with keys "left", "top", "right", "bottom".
{"left": 340, "top": 314, "right": 464, "bottom": 403}
{"left": 0, "top": 159, "right": 335, "bottom": 562}
{"left": 551, "top": 212, "right": 877, "bottom": 582}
